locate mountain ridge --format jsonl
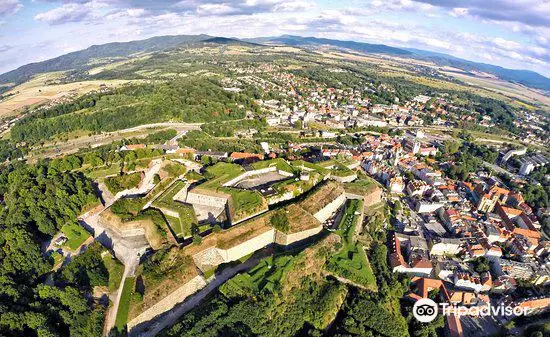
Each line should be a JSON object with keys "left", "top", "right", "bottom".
{"left": 250, "top": 35, "right": 550, "bottom": 92}
{"left": 1, "top": 34, "right": 548, "bottom": 92}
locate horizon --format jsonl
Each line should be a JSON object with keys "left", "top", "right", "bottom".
{"left": 0, "top": 0, "right": 549, "bottom": 78}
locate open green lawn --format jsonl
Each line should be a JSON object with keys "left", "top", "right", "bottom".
{"left": 165, "top": 214, "right": 183, "bottom": 237}
{"left": 83, "top": 163, "right": 122, "bottom": 179}
{"left": 326, "top": 199, "right": 376, "bottom": 290}
{"left": 115, "top": 277, "right": 135, "bottom": 332}
{"left": 221, "top": 255, "right": 295, "bottom": 297}
{"left": 291, "top": 160, "right": 329, "bottom": 175}
{"left": 61, "top": 223, "right": 91, "bottom": 250}
{"left": 221, "top": 187, "right": 266, "bottom": 219}
{"left": 344, "top": 178, "right": 379, "bottom": 196}
{"left": 201, "top": 162, "right": 244, "bottom": 188}
{"left": 102, "top": 253, "right": 124, "bottom": 293}
{"left": 153, "top": 180, "right": 197, "bottom": 238}
{"left": 251, "top": 158, "right": 295, "bottom": 174}
{"left": 50, "top": 251, "right": 63, "bottom": 268}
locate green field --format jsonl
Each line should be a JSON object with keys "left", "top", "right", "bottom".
{"left": 50, "top": 251, "right": 63, "bottom": 268}
{"left": 201, "top": 162, "right": 244, "bottom": 188}
{"left": 83, "top": 163, "right": 122, "bottom": 179}
{"left": 326, "top": 199, "right": 376, "bottom": 289}
{"left": 220, "top": 255, "right": 296, "bottom": 297}
{"left": 115, "top": 277, "right": 135, "bottom": 332}
{"left": 251, "top": 158, "right": 295, "bottom": 174}
{"left": 344, "top": 178, "right": 379, "bottom": 196}
{"left": 291, "top": 160, "right": 329, "bottom": 175}
{"left": 152, "top": 180, "right": 197, "bottom": 237}
{"left": 60, "top": 223, "right": 91, "bottom": 250}
{"left": 220, "top": 187, "right": 266, "bottom": 220}
{"left": 102, "top": 253, "right": 124, "bottom": 293}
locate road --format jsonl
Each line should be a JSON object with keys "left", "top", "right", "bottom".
{"left": 116, "top": 159, "right": 163, "bottom": 199}
{"left": 481, "top": 161, "right": 520, "bottom": 180}
{"left": 27, "top": 122, "right": 202, "bottom": 161}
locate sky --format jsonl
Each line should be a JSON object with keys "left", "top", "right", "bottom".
{"left": 0, "top": 0, "right": 549, "bottom": 77}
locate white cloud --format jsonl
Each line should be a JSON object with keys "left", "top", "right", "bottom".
{"left": 450, "top": 7, "right": 468, "bottom": 17}
{"left": 196, "top": 4, "right": 238, "bottom": 16}
{"left": 35, "top": 3, "right": 92, "bottom": 25}
{"left": 0, "top": 0, "right": 22, "bottom": 17}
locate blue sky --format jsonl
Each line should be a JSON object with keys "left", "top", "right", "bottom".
{"left": 0, "top": 0, "right": 549, "bottom": 77}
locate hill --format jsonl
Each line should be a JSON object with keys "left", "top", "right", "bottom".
{"left": 251, "top": 35, "right": 550, "bottom": 92}
{"left": 0, "top": 34, "right": 213, "bottom": 87}
{"left": 406, "top": 48, "right": 550, "bottom": 92}
{"left": 248, "top": 35, "right": 412, "bottom": 55}
{"left": 1, "top": 33, "right": 549, "bottom": 93}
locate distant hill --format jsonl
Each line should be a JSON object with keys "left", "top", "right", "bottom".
{"left": 202, "top": 36, "right": 261, "bottom": 46}
{"left": 247, "top": 35, "right": 412, "bottom": 56}
{"left": 0, "top": 34, "right": 214, "bottom": 86}
{"left": 1, "top": 33, "right": 549, "bottom": 92}
{"left": 405, "top": 48, "right": 550, "bottom": 92}
{"left": 251, "top": 35, "right": 549, "bottom": 92}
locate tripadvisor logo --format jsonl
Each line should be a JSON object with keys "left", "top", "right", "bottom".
{"left": 412, "top": 298, "right": 532, "bottom": 323}
{"left": 413, "top": 298, "right": 438, "bottom": 323}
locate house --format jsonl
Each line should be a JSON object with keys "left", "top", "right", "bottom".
{"left": 474, "top": 184, "right": 510, "bottom": 213}
{"left": 230, "top": 152, "right": 264, "bottom": 163}
{"left": 406, "top": 180, "right": 429, "bottom": 197}
{"left": 388, "top": 176, "right": 405, "bottom": 194}
{"left": 196, "top": 151, "right": 228, "bottom": 159}
{"left": 430, "top": 237, "right": 462, "bottom": 256}
{"left": 414, "top": 200, "right": 444, "bottom": 213}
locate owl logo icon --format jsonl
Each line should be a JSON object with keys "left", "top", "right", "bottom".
{"left": 413, "top": 298, "right": 438, "bottom": 323}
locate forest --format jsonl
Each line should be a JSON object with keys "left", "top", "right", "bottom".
{"left": 0, "top": 161, "right": 105, "bottom": 336}
{"left": 11, "top": 77, "right": 257, "bottom": 145}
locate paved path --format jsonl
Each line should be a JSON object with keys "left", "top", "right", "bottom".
{"left": 115, "top": 159, "right": 163, "bottom": 199}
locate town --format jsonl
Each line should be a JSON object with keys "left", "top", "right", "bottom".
{"left": 0, "top": 39, "right": 548, "bottom": 337}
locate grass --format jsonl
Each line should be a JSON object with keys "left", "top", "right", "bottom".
{"left": 102, "top": 253, "right": 125, "bottom": 293}
{"left": 165, "top": 215, "right": 183, "bottom": 238}
{"left": 291, "top": 160, "right": 329, "bottom": 175}
{"left": 104, "top": 172, "right": 142, "bottom": 194}
{"left": 220, "top": 255, "right": 296, "bottom": 297}
{"left": 61, "top": 223, "right": 91, "bottom": 250}
{"left": 201, "top": 162, "right": 244, "bottom": 188}
{"left": 221, "top": 187, "right": 266, "bottom": 220}
{"left": 185, "top": 170, "right": 204, "bottom": 181}
{"left": 251, "top": 158, "right": 295, "bottom": 173}
{"left": 83, "top": 163, "right": 121, "bottom": 179}
{"left": 115, "top": 277, "right": 135, "bottom": 332}
{"left": 50, "top": 251, "right": 63, "bottom": 268}
{"left": 326, "top": 199, "right": 376, "bottom": 289}
{"left": 344, "top": 178, "right": 379, "bottom": 196}
{"left": 153, "top": 180, "right": 197, "bottom": 237}
{"left": 320, "top": 159, "right": 355, "bottom": 177}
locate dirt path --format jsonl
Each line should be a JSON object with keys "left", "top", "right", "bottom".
{"left": 104, "top": 264, "right": 131, "bottom": 335}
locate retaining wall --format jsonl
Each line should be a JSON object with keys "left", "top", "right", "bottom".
{"left": 127, "top": 275, "right": 207, "bottom": 330}
{"left": 313, "top": 192, "right": 347, "bottom": 223}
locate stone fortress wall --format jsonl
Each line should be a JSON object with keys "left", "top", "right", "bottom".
{"left": 313, "top": 192, "right": 347, "bottom": 223}
{"left": 127, "top": 181, "right": 379, "bottom": 332}
{"left": 127, "top": 275, "right": 207, "bottom": 330}
{"left": 222, "top": 166, "right": 294, "bottom": 188}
